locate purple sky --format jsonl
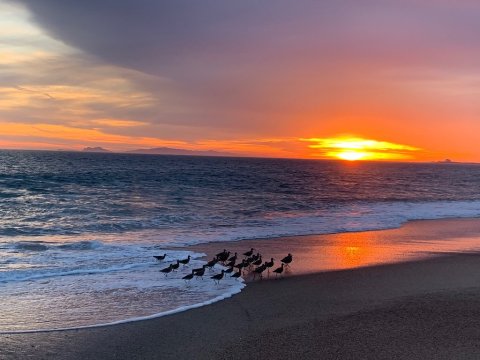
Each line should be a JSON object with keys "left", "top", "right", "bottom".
{"left": 2, "top": 0, "right": 480, "bottom": 160}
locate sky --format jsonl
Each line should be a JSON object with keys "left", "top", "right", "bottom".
{"left": 1, "top": 0, "right": 480, "bottom": 161}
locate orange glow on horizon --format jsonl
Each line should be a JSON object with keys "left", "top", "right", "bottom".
{"left": 0, "top": 122, "right": 300, "bottom": 157}
{"left": 302, "top": 136, "right": 422, "bottom": 161}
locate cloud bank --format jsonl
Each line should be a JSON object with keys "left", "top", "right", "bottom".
{"left": 2, "top": 0, "right": 480, "bottom": 159}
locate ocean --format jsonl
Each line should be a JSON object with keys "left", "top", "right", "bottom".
{"left": 1, "top": 150, "right": 480, "bottom": 332}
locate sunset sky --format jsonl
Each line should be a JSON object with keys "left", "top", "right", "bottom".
{"left": 1, "top": 0, "right": 480, "bottom": 161}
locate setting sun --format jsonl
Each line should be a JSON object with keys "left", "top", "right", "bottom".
{"left": 336, "top": 151, "right": 368, "bottom": 161}
{"left": 302, "top": 137, "right": 421, "bottom": 161}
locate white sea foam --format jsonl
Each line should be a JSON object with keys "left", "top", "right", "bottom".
{"left": 0, "top": 273, "right": 245, "bottom": 334}
{"left": 122, "top": 200, "right": 480, "bottom": 246}
{"left": 0, "top": 240, "right": 244, "bottom": 332}
{"left": 0, "top": 262, "right": 151, "bottom": 283}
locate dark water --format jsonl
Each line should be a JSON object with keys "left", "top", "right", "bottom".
{"left": 1, "top": 150, "right": 480, "bottom": 242}
{"left": 1, "top": 150, "right": 480, "bottom": 332}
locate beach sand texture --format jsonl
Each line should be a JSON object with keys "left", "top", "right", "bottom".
{"left": 3, "top": 218, "right": 480, "bottom": 359}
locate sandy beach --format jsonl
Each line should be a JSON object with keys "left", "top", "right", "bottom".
{"left": 3, "top": 218, "right": 480, "bottom": 359}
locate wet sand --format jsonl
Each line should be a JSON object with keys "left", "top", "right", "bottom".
{"left": 186, "top": 217, "right": 480, "bottom": 277}
{"left": 3, "top": 218, "right": 480, "bottom": 359}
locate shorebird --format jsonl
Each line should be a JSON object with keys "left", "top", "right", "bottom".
{"left": 231, "top": 269, "right": 242, "bottom": 279}
{"left": 228, "top": 252, "right": 238, "bottom": 262}
{"left": 225, "top": 266, "right": 235, "bottom": 274}
{"left": 226, "top": 259, "right": 236, "bottom": 268}
{"left": 216, "top": 249, "right": 228, "bottom": 258}
{"left": 206, "top": 257, "right": 218, "bottom": 270}
{"left": 246, "top": 255, "right": 259, "bottom": 270}
{"left": 252, "top": 256, "right": 263, "bottom": 266}
{"left": 153, "top": 253, "right": 167, "bottom": 261}
{"left": 179, "top": 255, "right": 191, "bottom": 266}
{"left": 182, "top": 270, "right": 195, "bottom": 283}
{"left": 245, "top": 256, "right": 256, "bottom": 266}
{"left": 243, "top": 248, "right": 254, "bottom": 257}
{"left": 171, "top": 260, "right": 180, "bottom": 271}
{"left": 234, "top": 260, "right": 247, "bottom": 271}
{"left": 211, "top": 270, "right": 225, "bottom": 284}
{"left": 192, "top": 264, "right": 206, "bottom": 273}
{"left": 160, "top": 264, "right": 174, "bottom": 276}
{"left": 253, "top": 264, "right": 267, "bottom": 280}
{"left": 273, "top": 263, "right": 284, "bottom": 277}
{"left": 265, "top": 258, "right": 275, "bottom": 271}
{"left": 193, "top": 265, "right": 207, "bottom": 280}
{"left": 281, "top": 253, "right": 293, "bottom": 267}
{"left": 249, "top": 253, "right": 259, "bottom": 263}
{"left": 217, "top": 251, "right": 230, "bottom": 263}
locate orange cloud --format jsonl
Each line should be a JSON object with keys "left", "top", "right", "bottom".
{"left": 0, "top": 124, "right": 429, "bottom": 161}
{"left": 91, "top": 119, "right": 147, "bottom": 128}
{"left": 0, "top": 122, "right": 306, "bottom": 157}
{"left": 195, "top": 137, "right": 306, "bottom": 158}
{"left": 0, "top": 122, "right": 187, "bottom": 151}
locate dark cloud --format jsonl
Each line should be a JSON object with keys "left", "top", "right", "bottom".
{"left": 16, "top": 0, "right": 480, "bottom": 70}
{"left": 10, "top": 0, "right": 480, "bottom": 140}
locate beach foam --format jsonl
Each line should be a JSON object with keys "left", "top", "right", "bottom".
{"left": 0, "top": 240, "right": 244, "bottom": 332}
{"left": 123, "top": 200, "right": 480, "bottom": 246}
{"left": 0, "top": 267, "right": 245, "bottom": 334}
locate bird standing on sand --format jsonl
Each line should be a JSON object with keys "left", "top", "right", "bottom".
{"left": 226, "top": 258, "right": 236, "bottom": 268}
{"left": 179, "top": 255, "right": 191, "bottom": 266}
{"left": 265, "top": 258, "right": 275, "bottom": 273}
{"left": 228, "top": 252, "right": 238, "bottom": 262}
{"left": 253, "top": 264, "right": 267, "bottom": 280}
{"left": 252, "top": 256, "right": 262, "bottom": 266}
{"left": 273, "top": 263, "right": 284, "bottom": 277}
{"left": 211, "top": 270, "right": 225, "bottom": 284}
{"left": 160, "top": 264, "right": 174, "bottom": 276}
{"left": 216, "top": 249, "right": 228, "bottom": 258}
{"left": 281, "top": 253, "right": 293, "bottom": 267}
{"left": 234, "top": 260, "right": 247, "bottom": 271}
{"left": 153, "top": 254, "right": 167, "bottom": 261}
{"left": 217, "top": 251, "right": 230, "bottom": 263}
{"left": 243, "top": 248, "right": 254, "bottom": 257}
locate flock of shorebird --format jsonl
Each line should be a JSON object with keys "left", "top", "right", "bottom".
{"left": 153, "top": 248, "right": 293, "bottom": 284}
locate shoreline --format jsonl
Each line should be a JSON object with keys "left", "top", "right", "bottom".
{"left": 3, "top": 217, "right": 480, "bottom": 358}
{"left": 182, "top": 216, "right": 480, "bottom": 277}
{"left": 3, "top": 252, "right": 480, "bottom": 359}
{"left": 0, "top": 281, "right": 245, "bottom": 335}
{"left": 6, "top": 216, "right": 479, "bottom": 335}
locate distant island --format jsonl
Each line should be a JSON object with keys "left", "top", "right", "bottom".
{"left": 127, "top": 147, "right": 235, "bottom": 157}
{"left": 78, "top": 146, "right": 237, "bottom": 157}
{"left": 82, "top": 147, "right": 111, "bottom": 153}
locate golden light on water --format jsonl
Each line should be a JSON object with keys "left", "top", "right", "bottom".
{"left": 302, "top": 136, "right": 421, "bottom": 161}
